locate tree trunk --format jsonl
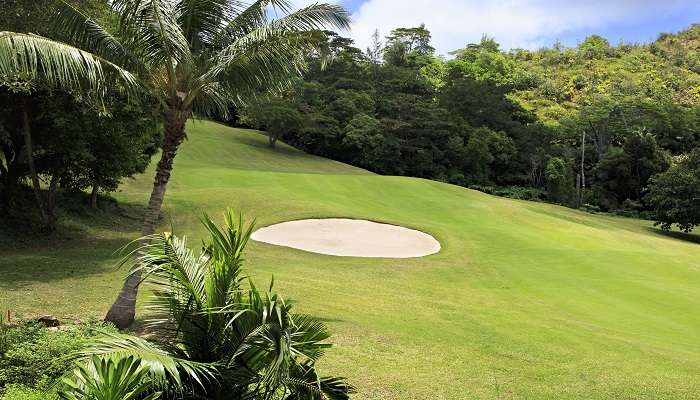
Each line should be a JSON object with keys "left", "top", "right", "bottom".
{"left": 45, "top": 173, "right": 60, "bottom": 231}
{"left": 90, "top": 185, "right": 99, "bottom": 209}
{"left": 268, "top": 133, "right": 277, "bottom": 148}
{"left": 580, "top": 130, "right": 586, "bottom": 206}
{"left": 576, "top": 173, "right": 581, "bottom": 208}
{"left": 105, "top": 111, "right": 187, "bottom": 329}
{"left": 21, "top": 97, "right": 50, "bottom": 227}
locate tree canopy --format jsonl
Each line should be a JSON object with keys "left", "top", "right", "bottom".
{"left": 242, "top": 24, "right": 700, "bottom": 229}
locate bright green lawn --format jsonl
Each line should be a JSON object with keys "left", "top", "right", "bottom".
{"left": 2, "top": 120, "right": 700, "bottom": 399}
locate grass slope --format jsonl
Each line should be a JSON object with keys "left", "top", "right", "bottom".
{"left": 2, "top": 120, "right": 699, "bottom": 399}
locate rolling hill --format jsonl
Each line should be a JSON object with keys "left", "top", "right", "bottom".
{"left": 1, "top": 120, "right": 699, "bottom": 399}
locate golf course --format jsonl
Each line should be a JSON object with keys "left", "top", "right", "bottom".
{"left": 2, "top": 120, "right": 698, "bottom": 399}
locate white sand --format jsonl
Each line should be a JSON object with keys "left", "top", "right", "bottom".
{"left": 251, "top": 218, "right": 441, "bottom": 258}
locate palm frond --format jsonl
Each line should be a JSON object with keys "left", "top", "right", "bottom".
{"left": 59, "top": 355, "right": 162, "bottom": 400}
{"left": 112, "top": 0, "right": 194, "bottom": 91}
{"left": 78, "top": 331, "right": 215, "bottom": 391}
{"left": 176, "top": 0, "right": 247, "bottom": 49}
{"left": 287, "top": 314, "right": 331, "bottom": 363}
{"left": 0, "top": 32, "right": 138, "bottom": 93}
{"left": 190, "top": 29, "right": 321, "bottom": 110}
{"left": 131, "top": 232, "right": 209, "bottom": 335}
{"left": 54, "top": 0, "right": 147, "bottom": 76}
{"left": 211, "top": 3, "right": 350, "bottom": 72}
{"left": 284, "top": 362, "right": 353, "bottom": 400}
{"left": 190, "top": 81, "right": 233, "bottom": 117}
{"left": 188, "top": 3, "right": 349, "bottom": 106}
{"left": 210, "top": 0, "right": 292, "bottom": 50}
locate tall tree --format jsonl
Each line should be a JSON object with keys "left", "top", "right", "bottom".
{"left": 366, "top": 28, "right": 383, "bottom": 64}
{"left": 383, "top": 24, "right": 434, "bottom": 67}
{"left": 0, "top": 0, "right": 349, "bottom": 328}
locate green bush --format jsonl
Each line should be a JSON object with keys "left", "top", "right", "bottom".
{"left": 470, "top": 185, "right": 545, "bottom": 201}
{"left": 0, "top": 321, "right": 116, "bottom": 395}
{"left": 494, "top": 186, "right": 546, "bottom": 201}
{"left": 0, "top": 385, "right": 56, "bottom": 400}
{"left": 580, "top": 204, "right": 602, "bottom": 214}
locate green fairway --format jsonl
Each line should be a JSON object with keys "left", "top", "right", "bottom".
{"left": 1, "top": 120, "right": 699, "bottom": 399}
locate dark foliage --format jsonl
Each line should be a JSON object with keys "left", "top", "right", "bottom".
{"left": 645, "top": 149, "right": 700, "bottom": 232}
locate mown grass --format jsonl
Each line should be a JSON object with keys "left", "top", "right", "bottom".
{"left": 1, "top": 120, "right": 699, "bottom": 399}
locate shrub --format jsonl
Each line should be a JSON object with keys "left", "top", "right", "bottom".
{"left": 0, "top": 321, "right": 116, "bottom": 394}
{"left": 60, "top": 210, "right": 353, "bottom": 399}
{"left": 0, "top": 385, "right": 56, "bottom": 400}
{"left": 494, "top": 186, "right": 546, "bottom": 201}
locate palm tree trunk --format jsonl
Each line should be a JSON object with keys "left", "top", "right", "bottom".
{"left": 105, "top": 112, "right": 187, "bottom": 329}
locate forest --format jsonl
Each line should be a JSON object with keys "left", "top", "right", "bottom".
{"left": 242, "top": 24, "right": 700, "bottom": 230}
{"left": 2, "top": 1, "right": 699, "bottom": 232}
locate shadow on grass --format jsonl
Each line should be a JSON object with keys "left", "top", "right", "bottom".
{"left": 0, "top": 198, "right": 149, "bottom": 288}
{"left": 645, "top": 227, "right": 700, "bottom": 244}
{"left": 235, "top": 134, "right": 310, "bottom": 159}
{"left": 0, "top": 238, "right": 129, "bottom": 289}
{"left": 0, "top": 195, "right": 146, "bottom": 245}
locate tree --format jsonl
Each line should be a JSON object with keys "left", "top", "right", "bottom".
{"left": 0, "top": 0, "right": 138, "bottom": 222}
{"left": 341, "top": 113, "right": 397, "bottom": 170}
{"left": 0, "top": 0, "right": 350, "bottom": 328}
{"left": 462, "top": 127, "right": 515, "bottom": 185}
{"left": 0, "top": 80, "right": 159, "bottom": 227}
{"left": 463, "top": 131, "right": 493, "bottom": 184}
{"left": 578, "top": 35, "right": 613, "bottom": 60}
{"left": 385, "top": 24, "right": 434, "bottom": 56}
{"left": 248, "top": 102, "right": 303, "bottom": 147}
{"left": 58, "top": 93, "right": 161, "bottom": 209}
{"left": 383, "top": 24, "right": 434, "bottom": 67}
{"left": 645, "top": 149, "right": 700, "bottom": 232}
{"left": 366, "top": 29, "right": 383, "bottom": 64}
{"left": 545, "top": 157, "right": 574, "bottom": 204}
{"left": 594, "top": 131, "right": 669, "bottom": 209}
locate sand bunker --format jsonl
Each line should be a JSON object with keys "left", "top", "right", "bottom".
{"left": 251, "top": 218, "right": 440, "bottom": 258}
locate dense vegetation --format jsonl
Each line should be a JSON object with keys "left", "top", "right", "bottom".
{"left": 0, "top": 0, "right": 161, "bottom": 230}
{"left": 0, "top": 319, "right": 117, "bottom": 399}
{"left": 0, "top": 210, "right": 350, "bottom": 399}
{"left": 243, "top": 25, "right": 700, "bottom": 230}
{"left": 2, "top": 2, "right": 697, "bottom": 233}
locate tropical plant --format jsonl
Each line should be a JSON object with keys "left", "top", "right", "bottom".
{"left": 0, "top": 0, "right": 350, "bottom": 328}
{"left": 59, "top": 355, "right": 161, "bottom": 400}
{"left": 645, "top": 149, "right": 700, "bottom": 232}
{"left": 74, "top": 209, "right": 351, "bottom": 399}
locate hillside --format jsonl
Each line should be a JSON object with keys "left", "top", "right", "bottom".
{"left": 2, "top": 121, "right": 699, "bottom": 399}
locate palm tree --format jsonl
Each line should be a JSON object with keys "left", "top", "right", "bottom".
{"left": 0, "top": 0, "right": 349, "bottom": 328}
{"left": 74, "top": 209, "right": 351, "bottom": 399}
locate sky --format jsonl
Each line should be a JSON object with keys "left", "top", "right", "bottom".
{"left": 291, "top": 0, "right": 700, "bottom": 55}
